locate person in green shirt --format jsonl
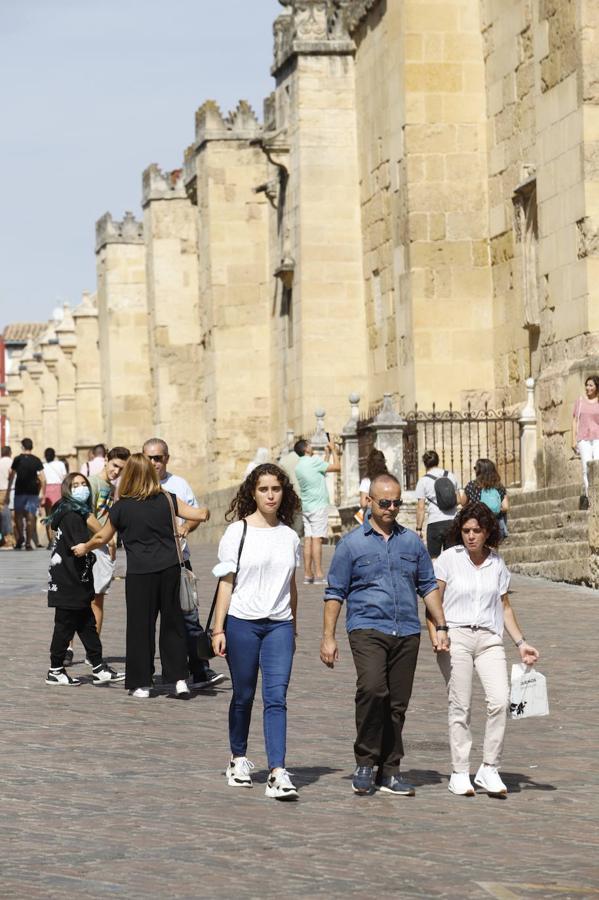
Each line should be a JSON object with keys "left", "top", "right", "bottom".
{"left": 294, "top": 439, "right": 340, "bottom": 585}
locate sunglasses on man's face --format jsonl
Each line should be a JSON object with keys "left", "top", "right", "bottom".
{"left": 147, "top": 455, "right": 165, "bottom": 463}
{"left": 371, "top": 497, "right": 403, "bottom": 510}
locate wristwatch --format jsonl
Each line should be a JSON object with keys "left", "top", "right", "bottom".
{"left": 515, "top": 637, "right": 526, "bottom": 647}
{"left": 435, "top": 625, "right": 449, "bottom": 632}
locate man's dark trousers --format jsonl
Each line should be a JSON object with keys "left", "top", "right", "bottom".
{"left": 348, "top": 629, "right": 420, "bottom": 778}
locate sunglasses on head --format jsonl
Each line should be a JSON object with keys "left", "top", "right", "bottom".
{"left": 371, "top": 497, "right": 403, "bottom": 509}
{"left": 147, "top": 454, "right": 164, "bottom": 463}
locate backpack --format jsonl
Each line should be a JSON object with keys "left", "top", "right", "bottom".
{"left": 480, "top": 487, "right": 502, "bottom": 515}
{"left": 426, "top": 470, "right": 457, "bottom": 512}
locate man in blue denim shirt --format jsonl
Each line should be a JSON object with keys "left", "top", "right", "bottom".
{"left": 320, "top": 473, "right": 449, "bottom": 796}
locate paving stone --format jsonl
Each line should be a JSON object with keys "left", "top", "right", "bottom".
{"left": 0, "top": 546, "right": 598, "bottom": 897}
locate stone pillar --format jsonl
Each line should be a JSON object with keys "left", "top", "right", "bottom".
{"left": 73, "top": 292, "right": 103, "bottom": 461}
{"left": 5, "top": 350, "right": 24, "bottom": 445}
{"left": 18, "top": 341, "right": 43, "bottom": 449}
{"left": 311, "top": 407, "right": 338, "bottom": 508}
{"left": 519, "top": 377, "right": 538, "bottom": 491}
{"left": 186, "top": 101, "right": 271, "bottom": 489}
{"left": 54, "top": 304, "right": 78, "bottom": 465}
{"left": 340, "top": 392, "right": 361, "bottom": 507}
{"left": 38, "top": 325, "right": 59, "bottom": 450}
{"left": 269, "top": 1, "right": 368, "bottom": 439}
{"left": 142, "top": 164, "right": 204, "bottom": 489}
{"left": 96, "top": 211, "right": 152, "bottom": 449}
{"left": 373, "top": 393, "right": 407, "bottom": 488}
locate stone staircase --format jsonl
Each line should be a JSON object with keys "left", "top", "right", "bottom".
{"left": 501, "top": 483, "right": 591, "bottom": 585}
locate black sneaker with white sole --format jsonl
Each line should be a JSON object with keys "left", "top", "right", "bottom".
{"left": 192, "top": 668, "right": 227, "bottom": 689}
{"left": 92, "top": 664, "right": 126, "bottom": 684}
{"left": 46, "top": 667, "right": 81, "bottom": 686}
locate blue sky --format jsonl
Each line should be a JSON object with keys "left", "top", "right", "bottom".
{"left": 0, "top": 0, "right": 281, "bottom": 325}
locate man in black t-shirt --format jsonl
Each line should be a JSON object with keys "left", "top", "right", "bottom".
{"left": 4, "top": 438, "right": 46, "bottom": 550}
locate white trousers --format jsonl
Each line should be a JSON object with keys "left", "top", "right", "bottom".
{"left": 578, "top": 439, "right": 599, "bottom": 495}
{"left": 437, "top": 627, "right": 509, "bottom": 773}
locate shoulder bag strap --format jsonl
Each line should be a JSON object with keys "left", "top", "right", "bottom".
{"left": 206, "top": 518, "right": 248, "bottom": 631}
{"left": 163, "top": 489, "right": 184, "bottom": 567}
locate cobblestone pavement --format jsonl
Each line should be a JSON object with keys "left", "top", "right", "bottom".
{"left": 1, "top": 544, "right": 599, "bottom": 899}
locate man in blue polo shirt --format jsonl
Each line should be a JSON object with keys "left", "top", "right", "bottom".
{"left": 320, "top": 473, "right": 449, "bottom": 796}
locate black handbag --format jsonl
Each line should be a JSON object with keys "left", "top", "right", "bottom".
{"left": 196, "top": 519, "right": 247, "bottom": 660}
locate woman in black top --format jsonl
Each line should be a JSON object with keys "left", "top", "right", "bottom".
{"left": 45, "top": 472, "right": 124, "bottom": 686}
{"left": 73, "top": 454, "right": 207, "bottom": 698}
{"left": 459, "top": 458, "right": 509, "bottom": 538}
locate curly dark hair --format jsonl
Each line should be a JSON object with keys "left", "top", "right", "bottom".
{"left": 447, "top": 501, "right": 501, "bottom": 549}
{"left": 225, "top": 463, "right": 300, "bottom": 527}
{"left": 366, "top": 448, "right": 388, "bottom": 481}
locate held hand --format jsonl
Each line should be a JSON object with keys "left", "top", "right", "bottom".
{"left": 519, "top": 642, "right": 539, "bottom": 666}
{"left": 212, "top": 633, "right": 227, "bottom": 657}
{"left": 320, "top": 636, "right": 339, "bottom": 668}
{"left": 435, "top": 632, "right": 450, "bottom": 653}
{"left": 177, "top": 525, "right": 189, "bottom": 539}
{"left": 71, "top": 543, "right": 88, "bottom": 558}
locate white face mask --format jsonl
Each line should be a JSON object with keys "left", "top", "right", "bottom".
{"left": 72, "top": 485, "right": 90, "bottom": 503}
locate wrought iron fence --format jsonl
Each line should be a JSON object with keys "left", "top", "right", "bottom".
{"left": 404, "top": 402, "right": 521, "bottom": 490}
{"left": 358, "top": 401, "right": 521, "bottom": 491}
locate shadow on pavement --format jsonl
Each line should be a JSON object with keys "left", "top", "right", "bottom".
{"left": 502, "top": 772, "right": 557, "bottom": 792}
{"left": 252, "top": 766, "right": 343, "bottom": 786}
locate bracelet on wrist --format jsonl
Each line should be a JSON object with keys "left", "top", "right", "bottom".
{"left": 435, "top": 625, "right": 449, "bottom": 632}
{"left": 211, "top": 630, "right": 225, "bottom": 637}
{"left": 515, "top": 637, "right": 526, "bottom": 648}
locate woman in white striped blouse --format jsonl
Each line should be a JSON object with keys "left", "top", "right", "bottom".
{"left": 427, "top": 501, "right": 539, "bottom": 798}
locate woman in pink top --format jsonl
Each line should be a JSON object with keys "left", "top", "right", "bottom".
{"left": 572, "top": 375, "right": 599, "bottom": 506}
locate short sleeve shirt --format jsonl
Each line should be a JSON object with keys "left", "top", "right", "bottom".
{"left": 217, "top": 521, "right": 300, "bottom": 621}
{"left": 295, "top": 456, "right": 330, "bottom": 513}
{"left": 434, "top": 545, "right": 510, "bottom": 636}
{"left": 415, "top": 468, "right": 460, "bottom": 524}
{"left": 160, "top": 472, "right": 199, "bottom": 562}
{"left": 109, "top": 492, "right": 180, "bottom": 575}
{"left": 11, "top": 454, "right": 43, "bottom": 495}
{"left": 573, "top": 397, "right": 599, "bottom": 441}
{"left": 43, "top": 460, "right": 67, "bottom": 485}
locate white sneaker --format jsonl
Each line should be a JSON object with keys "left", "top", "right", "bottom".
{"left": 474, "top": 764, "right": 507, "bottom": 795}
{"left": 130, "top": 687, "right": 150, "bottom": 698}
{"left": 226, "top": 756, "right": 255, "bottom": 788}
{"left": 45, "top": 667, "right": 81, "bottom": 686}
{"left": 84, "top": 657, "right": 93, "bottom": 667}
{"left": 175, "top": 679, "right": 190, "bottom": 696}
{"left": 448, "top": 772, "right": 475, "bottom": 796}
{"left": 265, "top": 768, "right": 299, "bottom": 800}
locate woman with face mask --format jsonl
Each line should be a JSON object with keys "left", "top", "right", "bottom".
{"left": 44, "top": 472, "right": 125, "bottom": 686}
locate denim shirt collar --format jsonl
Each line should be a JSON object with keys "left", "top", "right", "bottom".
{"left": 362, "top": 510, "right": 404, "bottom": 538}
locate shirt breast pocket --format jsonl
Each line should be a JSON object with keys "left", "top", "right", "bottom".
{"left": 354, "top": 553, "right": 383, "bottom": 584}
{"left": 396, "top": 552, "right": 418, "bottom": 577}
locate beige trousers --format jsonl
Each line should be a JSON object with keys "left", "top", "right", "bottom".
{"left": 437, "top": 627, "right": 509, "bottom": 773}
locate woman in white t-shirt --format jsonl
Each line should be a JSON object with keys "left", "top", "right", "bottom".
{"left": 427, "top": 501, "right": 539, "bottom": 798}
{"left": 212, "top": 463, "right": 301, "bottom": 800}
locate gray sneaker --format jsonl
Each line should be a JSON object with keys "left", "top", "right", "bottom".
{"left": 377, "top": 774, "right": 416, "bottom": 796}
{"left": 352, "top": 765, "right": 375, "bottom": 795}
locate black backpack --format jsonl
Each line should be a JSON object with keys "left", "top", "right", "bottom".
{"left": 425, "top": 470, "right": 457, "bottom": 512}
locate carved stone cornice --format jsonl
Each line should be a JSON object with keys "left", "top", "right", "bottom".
{"left": 142, "top": 164, "right": 187, "bottom": 208}
{"left": 272, "top": 1, "right": 355, "bottom": 76}
{"left": 95, "top": 212, "right": 144, "bottom": 253}
{"left": 345, "top": 0, "right": 382, "bottom": 32}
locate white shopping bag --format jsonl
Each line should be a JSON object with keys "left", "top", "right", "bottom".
{"left": 509, "top": 664, "right": 549, "bottom": 719}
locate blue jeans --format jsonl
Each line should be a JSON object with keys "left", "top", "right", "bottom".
{"left": 225, "top": 615, "right": 295, "bottom": 770}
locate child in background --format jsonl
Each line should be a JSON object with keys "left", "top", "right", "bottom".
{"left": 44, "top": 473, "right": 125, "bottom": 686}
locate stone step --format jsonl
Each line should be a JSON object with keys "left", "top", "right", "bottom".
{"left": 508, "top": 483, "right": 582, "bottom": 507}
{"left": 506, "top": 557, "right": 591, "bottom": 585}
{"left": 500, "top": 540, "right": 589, "bottom": 565}
{"left": 502, "top": 524, "right": 588, "bottom": 546}
{"left": 508, "top": 510, "right": 588, "bottom": 534}
{"left": 507, "top": 496, "right": 582, "bottom": 519}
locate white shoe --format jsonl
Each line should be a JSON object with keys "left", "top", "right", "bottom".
{"left": 225, "top": 756, "right": 255, "bottom": 788}
{"left": 84, "top": 657, "right": 93, "bottom": 667}
{"left": 448, "top": 772, "right": 475, "bottom": 796}
{"left": 175, "top": 679, "right": 190, "bottom": 696}
{"left": 45, "top": 667, "right": 81, "bottom": 686}
{"left": 265, "top": 768, "right": 299, "bottom": 800}
{"left": 130, "top": 687, "right": 150, "bottom": 698}
{"left": 474, "top": 764, "right": 507, "bottom": 795}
